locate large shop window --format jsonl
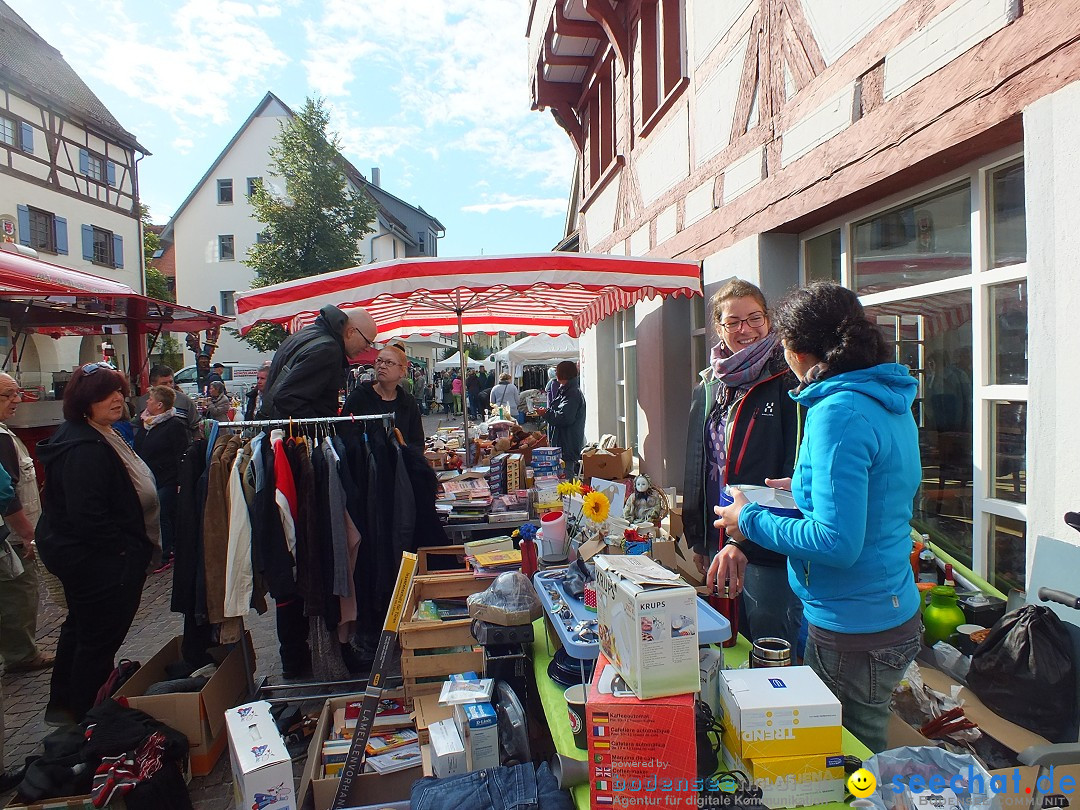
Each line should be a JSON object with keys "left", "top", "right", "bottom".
{"left": 853, "top": 184, "right": 971, "bottom": 296}
{"left": 615, "top": 309, "right": 637, "bottom": 452}
{"left": 804, "top": 153, "right": 1029, "bottom": 590}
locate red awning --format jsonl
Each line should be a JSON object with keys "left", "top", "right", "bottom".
{"left": 0, "top": 248, "right": 226, "bottom": 334}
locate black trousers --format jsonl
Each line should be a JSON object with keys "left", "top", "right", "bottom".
{"left": 275, "top": 595, "right": 310, "bottom": 675}
{"left": 44, "top": 544, "right": 149, "bottom": 722}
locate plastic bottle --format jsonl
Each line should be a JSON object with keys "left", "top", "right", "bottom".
{"left": 923, "top": 585, "right": 967, "bottom": 647}
{"left": 917, "top": 547, "right": 938, "bottom": 584}
{"left": 943, "top": 563, "right": 956, "bottom": 588}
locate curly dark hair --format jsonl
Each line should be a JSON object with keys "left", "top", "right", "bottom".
{"left": 774, "top": 281, "right": 889, "bottom": 375}
{"left": 62, "top": 363, "right": 130, "bottom": 421}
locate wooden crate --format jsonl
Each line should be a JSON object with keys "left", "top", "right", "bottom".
{"left": 399, "top": 573, "right": 487, "bottom": 701}
{"left": 416, "top": 544, "right": 468, "bottom": 574}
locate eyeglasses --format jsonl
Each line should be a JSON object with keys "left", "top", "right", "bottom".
{"left": 718, "top": 312, "right": 766, "bottom": 333}
{"left": 81, "top": 362, "right": 114, "bottom": 375}
{"left": 374, "top": 358, "right": 403, "bottom": 368}
{"left": 352, "top": 326, "right": 377, "bottom": 348}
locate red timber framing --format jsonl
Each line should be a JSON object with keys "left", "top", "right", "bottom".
{"left": 529, "top": 0, "right": 1080, "bottom": 263}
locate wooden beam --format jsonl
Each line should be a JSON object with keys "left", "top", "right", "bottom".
{"left": 781, "top": 13, "right": 816, "bottom": 93}
{"left": 544, "top": 46, "right": 594, "bottom": 69}
{"left": 781, "top": 0, "right": 826, "bottom": 74}
{"left": 533, "top": 71, "right": 584, "bottom": 109}
{"left": 583, "top": 0, "right": 629, "bottom": 70}
{"left": 550, "top": 102, "right": 585, "bottom": 152}
{"left": 730, "top": 12, "right": 761, "bottom": 144}
{"left": 555, "top": 3, "right": 604, "bottom": 41}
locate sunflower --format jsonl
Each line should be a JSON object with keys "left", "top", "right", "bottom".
{"left": 582, "top": 490, "right": 610, "bottom": 523}
{"left": 556, "top": 480, "right": 582, "bottom": 497}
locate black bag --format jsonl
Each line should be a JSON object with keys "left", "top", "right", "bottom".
{"left": 966, "top": 605, "right": 1076, "bottom": 742}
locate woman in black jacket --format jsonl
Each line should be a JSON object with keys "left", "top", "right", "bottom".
{"left": 36, "top": 363, "right": 160, "bottom": 725}
{"left": 682, "top": 279, "right": 803, "bottom": 650}
{"left": 542, "top": 361, "right": 586, "bottom": 476}
{"left": 134, "top": 385, "right": 190, "bottom": 569}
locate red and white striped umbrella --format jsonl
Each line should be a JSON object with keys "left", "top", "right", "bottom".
{"left": 234, "top": 253, "right": 702, "bottom": 339}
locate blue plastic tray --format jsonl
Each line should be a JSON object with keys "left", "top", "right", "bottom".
{"left": 533, "top": 568, "right": 731, "bottom": 660}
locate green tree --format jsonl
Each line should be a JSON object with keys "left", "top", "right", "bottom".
{"left": 240, "top": 97, "right": 378, "bottom": 350}
{"left": 140, "top": 205, "right": 174, "bottom": 303}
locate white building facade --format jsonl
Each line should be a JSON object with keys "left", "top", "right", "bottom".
{"left": 163, "top": 92, "right": 445, "bottom": 365}
{"left": 528, "top": 0, "right": 1080, "bottom": 594}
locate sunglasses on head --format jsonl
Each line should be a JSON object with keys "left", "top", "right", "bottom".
{"left": 81, "top": 362, "right": 114, "bottom": 375}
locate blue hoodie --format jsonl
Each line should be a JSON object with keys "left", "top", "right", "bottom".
{"left": 738, "top": 363, "right": 921, "bottom": 634}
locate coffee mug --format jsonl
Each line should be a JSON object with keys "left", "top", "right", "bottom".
{"left": 564, "top": 683, "right": 588, "bottom": 749}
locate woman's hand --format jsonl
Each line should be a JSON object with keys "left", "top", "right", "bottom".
{"left": 713, "top": 487, "right": 749, "bottom": 540}
{"left": 706, "top": 544, "right": 749, "bottom": 596}
{"left": 765, "top": 477, "right": 792, "bottom": 491}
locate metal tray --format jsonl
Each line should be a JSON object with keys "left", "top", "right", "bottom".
{"left": 533, "top": 568, "right": 731, "bottom": 659}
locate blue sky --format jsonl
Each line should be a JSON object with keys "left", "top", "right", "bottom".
{"left": 13, "top": 0, "right": 576, "bottom": 257}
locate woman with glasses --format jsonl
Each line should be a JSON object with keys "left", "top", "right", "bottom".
{"left": 682, "top": 279, "right": 803, "bottom": 653}
{"left": 204, "top": 380, "right": 232, "bottom": 421}
{"left": 35, "top": 362, "right": 161, "bottom": 725}
{"left": 342, "top": 345, "right": 424, "bottom": 446}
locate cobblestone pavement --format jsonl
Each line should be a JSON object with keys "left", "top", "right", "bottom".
{"left": 0, "top": 412, "right": 454, "bottom": 808}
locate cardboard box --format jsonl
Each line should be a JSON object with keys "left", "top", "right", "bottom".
{"left": 412, "top": 692, "right": 453, "bottom": 745}
{"left": 298, "top": 694, "right": 422, "bottom": 810}
{"left": 225, "top": 701, "right": 297, "bottom": 810}
{"left": 586, "top": 653, "right": 696, "bottom": 809}
{"left": 594, "top": 555, "right": 700, "bottom": 699}
{"left": 581, "top": 447, "right": 633, "bottom": 480}
{"left": 723, "top": 746, "right": 846, "bottom": 808}
{"left": 452, "top": 702, "right": 499, "bottom": 771}
{"left": 718, "top": 666, "right": 842, "bottom": 760}
{"left": 429, "top": 719, "right": 466, "bottom": 777}
{"left": 114, "top": 632, "right": 253, "bottom": 776}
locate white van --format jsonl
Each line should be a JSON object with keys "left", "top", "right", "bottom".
{"left": 173, "top": 363, "right": 263, "bottom": 398}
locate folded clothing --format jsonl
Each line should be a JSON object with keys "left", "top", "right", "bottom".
{"left": 143, "top": 677, "right": 209, "bottom": 696}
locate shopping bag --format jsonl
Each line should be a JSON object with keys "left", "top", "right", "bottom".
{"left": 965, "top": 604, "right": 1076, "bottom": 743}
{"left": 862, "top": 746, "right": 999, "bottom": 810}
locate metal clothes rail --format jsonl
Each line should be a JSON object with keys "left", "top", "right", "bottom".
{"left": 218, "top": 412, "right": 396, "bottom": 429}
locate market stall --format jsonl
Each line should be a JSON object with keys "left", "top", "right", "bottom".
{"left": 0, "top": 245, "right": 227, "bottom": 456}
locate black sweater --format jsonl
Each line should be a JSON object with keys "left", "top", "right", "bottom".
{"left": 36, "top": 420, "right": 151, "bottom": 560}
{"left": 133, "top": 415, "right": 191, "bottom": 488}
{"left": 341, "top": 383, "right": 425, "bottom": 447}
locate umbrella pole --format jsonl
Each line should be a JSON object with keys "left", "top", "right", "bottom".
{"left": 457, "top": 310, "right": 471, "bottom": 466}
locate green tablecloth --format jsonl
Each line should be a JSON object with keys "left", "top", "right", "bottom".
{"left": 530, "top": 618, "right": 871, "bottom": 810}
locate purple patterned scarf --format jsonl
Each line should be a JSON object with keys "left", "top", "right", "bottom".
{"left": 710, "top": 332, "right": 780, "bottom": 392}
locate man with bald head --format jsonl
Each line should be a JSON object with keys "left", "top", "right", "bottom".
{"left": 261, "top": 304, "right": 377, "bottom": 419}
{"left": 0, "top": 373, "right": 52, "bottom": 673}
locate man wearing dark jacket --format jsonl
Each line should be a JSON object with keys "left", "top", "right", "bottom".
{"left": 261, "top": 304, "right": 377, "bottom": 419}
{"left": 259, "top": 304, "right": 376, "bottom": 677}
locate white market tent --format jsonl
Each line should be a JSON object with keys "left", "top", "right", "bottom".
{"left": 434, "top": 350, "right": 484, "bottom": 371}
{"left": 495, "top": 334, "right": 580, "bottom": 378}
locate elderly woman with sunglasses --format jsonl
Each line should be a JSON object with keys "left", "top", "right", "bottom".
{"left": 35, "top": 362, "right": 162, "bottom": 725}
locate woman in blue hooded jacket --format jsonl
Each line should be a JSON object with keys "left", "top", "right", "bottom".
{"left": 713, "top": 281, "right": 921, "bottom": 753}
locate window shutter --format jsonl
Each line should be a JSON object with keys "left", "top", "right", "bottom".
{"left": 79, "top": 149, "right": 89, "bottom": 175}
{"left": 19, "top": 123, "right": 32, "bottom": 154}
{"left": 81, "top": 224, "right": 93, "bottom": 261}
{"left": 16, "top": 205, "right": 30, "bottom": 246}
{"left": 106, "top": 161, "right": 116, "bottom": 186}
{"left": 55, "top": 216, "right": 68, "bottom": 255}
{"left": 112, "top": 233, "right": 124, "bottom": 268}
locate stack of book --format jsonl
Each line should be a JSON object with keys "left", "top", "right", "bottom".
{"left": 438, "top": 476, "right": 493, "bottom": 523}
{"left": 470, "top": 548, "right": 522, "bottom": 579}
{"left": 322, "top": 696, "right": 419, "bottom": 777}
{"left": 487, "top": 492, "right": 529, "bottom": 524}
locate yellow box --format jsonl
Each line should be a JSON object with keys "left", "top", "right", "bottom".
{"left": 722, "top": 746, "right": 846, "bottom": 809}
{"left": 718, "top": 666, "right": 842, "bottom": 759}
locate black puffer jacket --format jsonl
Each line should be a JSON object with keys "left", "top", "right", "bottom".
{"left": 682, "top": 351, "right": 800, "bottom": 566}
{"left": 262, "top": 304, "right": 349, "bottom": 418}
{"left": 341, "top": 382, "right": 425, "bottom": 447}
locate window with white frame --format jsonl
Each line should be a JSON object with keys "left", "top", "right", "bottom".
{"left": 801, "top": 152, "right": 1028, "bottom": 593}
{"left": 219, "top": 235, "right": 234, "bottom": 261}
{"left": 615, "top": 308, "right": 638, "bottom": 452}
{"left": 85, "top": 153, "right": 104, "bottom": 182}
{"left": 0, "top": 116, "right": 15, "bottom": 147}
{"left": 220, "top": 291, "right": 236, "bottom": 316}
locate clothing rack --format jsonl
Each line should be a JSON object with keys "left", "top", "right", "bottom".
{"left": 219, "top": 412, "right": 396, "bottom": 429}
{"left": 207, "top": 410, "right": 401, "bottom": 702}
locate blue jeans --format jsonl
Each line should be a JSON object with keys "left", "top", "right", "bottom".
{"left": 804, "top": 632, "right": 920, "bottom": 754}
{"left": 740, "top": 563, "right": 804, "bottom": 653}
{"left": 411, "top": 762, "right": 571, "bottom": 810}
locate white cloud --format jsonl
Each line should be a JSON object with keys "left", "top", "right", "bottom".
{"left": 462, "top": 194, "right": 567, "bottom": 218}
{"left": 300, "top": 0, "right": 575, "bottom": 188}
{"left": 172, "top": 138, "right": 195, "bottom": 153}
{"left": 31, "top": 0, "right": 289, "bottom": 126}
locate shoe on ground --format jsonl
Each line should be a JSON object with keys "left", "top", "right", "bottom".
{"left": 0, "top": 765, "right": 26, "bottom": 792}
{"left": 5, "top": 652, "right": 54, "bottom": 673}
{"left": 43, "top": 704, "right": 77, "bottom": 728}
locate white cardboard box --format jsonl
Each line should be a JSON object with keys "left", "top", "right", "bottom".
{"left": 429, "top": 718, "right": 466, "bottom": 778}
{"left": 225, "top": 700, "right": 297, "bottom": 810}
{"left": 594, "top": 554, "right": 700, "bottom": 699}
{"left": 453, "top": 702, "right": 499, "bottom": 771}
{"left": 718, "top": 666, "right": 842, "bottom": 760}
